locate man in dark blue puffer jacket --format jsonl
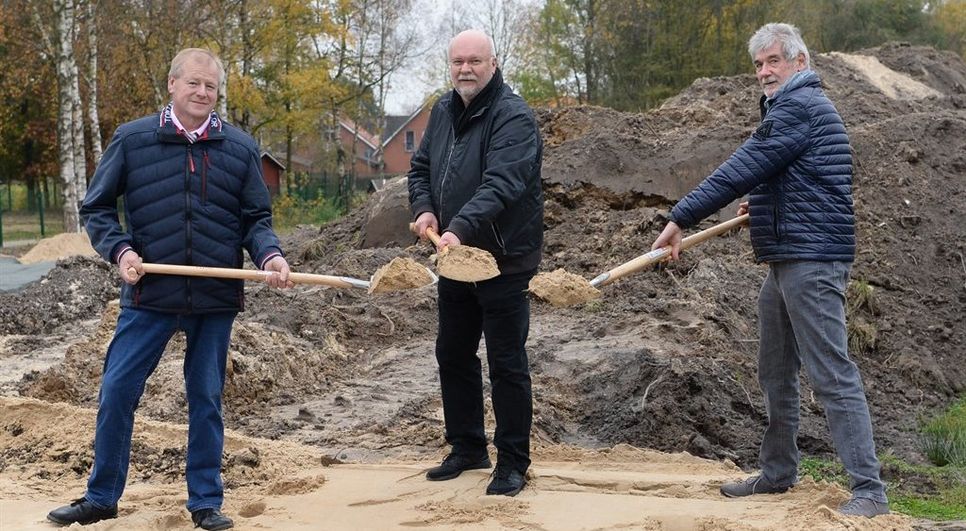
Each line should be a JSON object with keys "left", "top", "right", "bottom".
{"left": 651, "top": 23, "right": 889, "bottom": 518}
{"left": 48, "top": 49, "right": 289, "bottom": 531}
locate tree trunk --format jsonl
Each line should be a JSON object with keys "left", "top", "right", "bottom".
{"left": 86, "top": 0, "right": 103, "bottom": 165}
{"left": 56, "top": 0, "right": 81, "bottom": 232}
{"left": 71, "top": 53, "right": 88, "bottom": 202}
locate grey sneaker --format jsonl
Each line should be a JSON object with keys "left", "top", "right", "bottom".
{"left": 719, "top": 475, "right": 792, "bottom": 498}
{"left": 839, "top": 497, "right": 890, "bottom": 517}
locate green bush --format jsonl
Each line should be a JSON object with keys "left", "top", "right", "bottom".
{"left": 921, "top": 396, "right": 966, "bottom": 467}
{"left": 271, "top": 194, "right": 342, "bottom": 231}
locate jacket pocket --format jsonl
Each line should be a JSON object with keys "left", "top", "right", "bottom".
{"left": 490, "top": 223, "right": 507, "bottom": 255}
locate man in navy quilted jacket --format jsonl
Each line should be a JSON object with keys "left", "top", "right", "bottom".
{"left": 47, "top": 49, "right": 290, "bottom": 531}
{"left": 651, "top": 23, "right": 888, "bottom": 517}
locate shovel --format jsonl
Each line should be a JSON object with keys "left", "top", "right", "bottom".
{"left": 409, "top": 223, "right": 500, "bottom": 282}
{"left": 131, "top": 263, "right": 372, "bottom": 289}
{"left": 529, "top": 214, "right": 749, "bottom": 306}
{"left": 590, "top": 213, "right": 749, "bottom": 287}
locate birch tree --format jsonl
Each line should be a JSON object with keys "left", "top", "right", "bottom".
{"left": 52, "top": 0, "right": 84, "bottom": 232}
{"left": 85, "top": 0, "right": 103, "bottom": 164}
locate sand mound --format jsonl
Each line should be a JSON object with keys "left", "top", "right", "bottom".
{"left": 18, "top": 232, "right": 98, "bottom": 264}
{"left": 437, "top": 245, "right": 500, "bottom": 282}
{"left": 529, "top": 268, "right": 600, "bottom": 307}
{"left": 829, "top": 52, "right": 942, "bottom": 100}
{"left": 368, "top": 257, "right": 434, "bottom": 294}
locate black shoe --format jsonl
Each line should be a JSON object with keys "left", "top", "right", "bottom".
{"left": 47, "top": 497, "right": 118, "bottom": 526}
{"left": 485, "top": 464, "right": 526, "bottom": 496}
{"left": 425, "top": 453, "right": 492, "bottom": 481}
{"left": 191, "top": 508, "right": 234, "bottom": 530}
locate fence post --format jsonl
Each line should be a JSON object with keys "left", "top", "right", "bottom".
{"left": 0, "top": 202, "right": 4, "bottom": 248}
{"left": 37, "top": 191, "right": 45, "bottom": 238}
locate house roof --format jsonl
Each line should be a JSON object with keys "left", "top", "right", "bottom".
{"left": 260, "top": 151, "right": 286, "bottom": 170}
{"left": 381, "top": 98, "right": 434, "bottom": 147}
{"left": 339, "top": 119, "right": 379, "bottom": 150}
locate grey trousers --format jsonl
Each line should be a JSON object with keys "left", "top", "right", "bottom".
{"left": 757, "top": 260, "right": 887, "bottom": 502}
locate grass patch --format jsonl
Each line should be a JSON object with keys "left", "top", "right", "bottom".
{"left": 800, "top": 453, "right": 966, "bottom": 520}
{"left": 271, "top": 194, "right": 343, "bottom": 232}
{"left": 920, "top": 396, "right": 966, "bottom": 467}
{"left": 891, "top": 486, "right": 966, "bottom": 520}
{"left": 800, "top": 456, "right": 849, "bottom": 487}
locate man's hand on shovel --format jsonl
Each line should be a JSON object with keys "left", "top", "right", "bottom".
{"left": 413, "top": 212, "right": 440, "bottom": 243}
{"left": 652, "top": 220, "right": 684, "bottom": 260}
{"left": 119, "top": 251, "right": 143, "bottom": 285}
{"left": 262, "top": 255, "right": 294, "bottom": 289}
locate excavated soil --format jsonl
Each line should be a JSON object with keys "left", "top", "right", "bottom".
{"left": 436, "top": 245, "right": 500, "bottom": 282}
{"left": 529, "top": 268, "right": 601, "bottom": 307}
{"left": 368, "top": 256, "right": 435, "bottom": 294}
{"left": 1, "top": 43, "right": 964, "bottom": 528}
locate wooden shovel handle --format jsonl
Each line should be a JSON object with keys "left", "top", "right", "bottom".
{"left": 409, "top": 222, "right": 443, "bottom": 247}
{"left": 131, "top": 263, "right": 359, "bottom": 289}
{"left": 594, "top": 214, "right": 749, "bottom": 287}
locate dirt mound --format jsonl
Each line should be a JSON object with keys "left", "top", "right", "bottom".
{"left": 18, "top": 232, "right": 98, "bottom": 264}
{"left": 0, "top": 256, "right": 117, "bottom": 335}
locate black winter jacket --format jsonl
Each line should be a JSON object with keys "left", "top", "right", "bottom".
{"left": 670, "top": 70, "right": 855, "bottom": 262}
{"left": 81, "top": 110, "right": 282, "bottom": 313}
{"left": 408, "top": 70, "right": 543, "bottom": 274}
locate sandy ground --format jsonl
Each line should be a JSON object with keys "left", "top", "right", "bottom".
{"left": 0, "top": 397, "right": 913, "bottom": 531}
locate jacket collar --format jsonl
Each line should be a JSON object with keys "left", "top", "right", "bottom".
{"left": 760, "top": 69, "right": 820, "bottom": 117}
{"left": 449, "top": 68, "right": 504, "bottom": 135}
{"left": 157, "top": 102, "right": 226, "bottom": 144}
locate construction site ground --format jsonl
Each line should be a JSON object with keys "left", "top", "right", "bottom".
{"left": 1, "top": 43, "right": 964, "bottom": 530}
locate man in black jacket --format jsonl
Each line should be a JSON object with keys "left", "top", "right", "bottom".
{"left": 409, "top": 29, "right": 543, "bottom": 497}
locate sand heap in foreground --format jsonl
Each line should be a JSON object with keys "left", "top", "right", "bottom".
{"left": 0, "top": 397, "right": 912, "bottom": 531}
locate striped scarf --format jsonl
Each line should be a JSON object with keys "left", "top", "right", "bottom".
{"left": 159, "top": 102, "right": 223, "bottom": 143}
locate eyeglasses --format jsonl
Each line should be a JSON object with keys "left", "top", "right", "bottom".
{"left": 450, "top": 58, "right": 487, "bottom": 68}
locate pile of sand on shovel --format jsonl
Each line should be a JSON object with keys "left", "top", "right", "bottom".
{"left": 529, "top": 269, "right": 600, "bottom": 307}
{"left": 436, "top": 246, "right": 500, "bottom": 282}
{"left": 368, "top": 257, "right": 435, "bottom": 294}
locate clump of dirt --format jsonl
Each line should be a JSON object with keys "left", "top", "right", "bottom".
{"left": 436, "top": 245, "right": 500, "bottom": 282}
{"left": 529, "top": 269, "right": 600, "bottom": 307}
{"left": 0, "top": 256, "right": 117, "bottom": 335}
{"left": 18, "top": 233, "right": 98, "bottom": 264}
{"left": 369, "top": 257, "right": 434, "bottom": 294}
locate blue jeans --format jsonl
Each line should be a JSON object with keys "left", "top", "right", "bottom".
{"left": 84, "top": 308, "right": 236, "bottom": 512}
{"left": 757, "top": 260, "right": 886, "bottom": 502}
{"left": 435, "top": 269, "right": 535, "bottom": 473}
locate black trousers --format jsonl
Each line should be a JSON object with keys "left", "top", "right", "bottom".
{"left": 435, "top": 268, "right": 535, "bottom": 473}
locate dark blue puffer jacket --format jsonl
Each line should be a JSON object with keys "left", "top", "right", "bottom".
{"left": 81, "top": 112, "right": 282, "bottom": 313}
{"left": 670, "top": 70, "right": 855, "bottom": 262}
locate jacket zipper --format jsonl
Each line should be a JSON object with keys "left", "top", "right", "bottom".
{"left": 185, "top": 147, "right": 194, "bottom": 310}
{"left": 438, "top": 123, "right": 456, "bottom": 224}
{"left": 201, "top": 150, "right": 209, "bottom": 205}
{"left": 773, "top": 186, "right": 783, "bottom": 241}
{"left": 490, "top": 223, "right": 506, "bottom": 255}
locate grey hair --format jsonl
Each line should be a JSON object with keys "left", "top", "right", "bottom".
{"left": 168, "top": 48, "right": 225, "bottom": 85}
{"left": 748, "top": 23, "right": 810, "bottom": 69}
{"left": 449, "top": 29, "right": 497, "bottom": 59}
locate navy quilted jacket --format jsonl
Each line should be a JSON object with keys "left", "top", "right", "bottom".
{"left": 670, "top": 70, "right": 855, "bottom": 262}
{"left": 81, "top": 112, "right": 282, "bottom": 313}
